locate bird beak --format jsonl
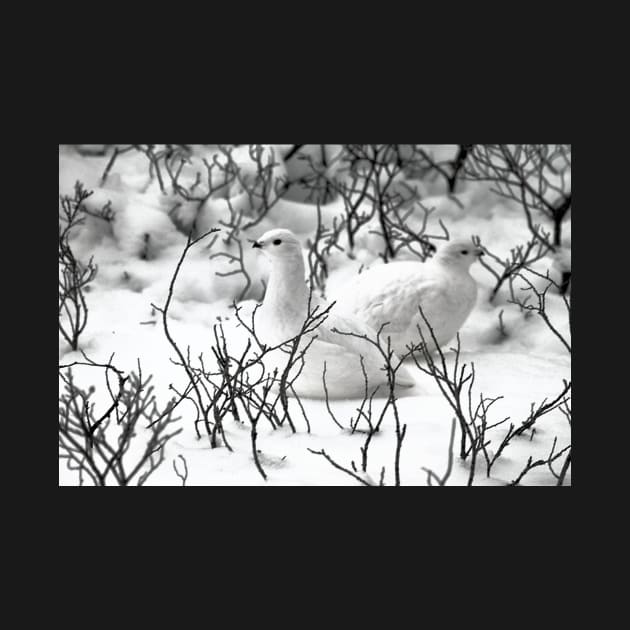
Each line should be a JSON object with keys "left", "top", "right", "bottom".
{"left": 252, "top": 241, "right": 262, "bottom": 249}
{"left": 475, "top": 247, "right": 484, "bottom": 257}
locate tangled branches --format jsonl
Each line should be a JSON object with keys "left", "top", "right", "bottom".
{"left": 58, "top": 354, "right": 184, "bottom": 486}
{"left": 509, "top": 267, "right": 572, "bottom": 353}
{"left": 464, "top": 144, "right": 571, "bottom": 250}
{"left": 305, "top": 203, "right": 347, "bottom": 294}
{"left": 59, "top": 182, "right": 98, "bottom": 351}
{"left": 335, "top": 145, "right": 448, "bottom": 261}
{"left": 416, "top": 144, "right": 474, "bottom": 193}
{"left": 301, "top": 145, "right": 450, "bottom": 292}
{"left": 472, "top": 233, "right": 551, "bottom": 303}
{"left": 152, "top": 228, "right": 337, "bottom": 479}
{"left": 410, "top": 305, "right": 571, "bottom": 485}
{"left": 307, "top": 321, "right": 424, "bottom": 486}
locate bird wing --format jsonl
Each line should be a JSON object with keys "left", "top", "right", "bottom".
{"left": 317, "top": 311, "right": 412, "bottom": 375}
{"left": 353, "top": 274, "right": 451, "bottom": 339}
{"left": 323, "top": 313, "right": 417, "bottom": 387}
{"left": 318, "top": 312, "right": 382, "bottom": 356}
{"left": 261, "top": 292, "right": 417, "bottom": 397}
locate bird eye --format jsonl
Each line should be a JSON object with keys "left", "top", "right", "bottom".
{"left": 461, "top": 250, "right": 469, "bottom": 255}
{"left": 273, "top": 239, "right": 282, "bottom": 246}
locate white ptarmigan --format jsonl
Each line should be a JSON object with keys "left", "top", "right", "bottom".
{"left": 249, "top": 229, "right": 416, "bottom": 399}
{"left": 330, "top": 240, "right": 483, "bottom": 356}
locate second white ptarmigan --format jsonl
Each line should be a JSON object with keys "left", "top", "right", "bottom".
{"left": 249, "top": 229, "right": 416, "bottom": 399}
{"left": 330, "top": 240, "right": 483, "bottom": 356}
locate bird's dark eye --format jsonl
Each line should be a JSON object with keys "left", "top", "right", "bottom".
{"left": 461, "top": 250, "right": 469, "bottom": 255}
{"left": 273, "top": 239, "right": 282, "bottom": 246}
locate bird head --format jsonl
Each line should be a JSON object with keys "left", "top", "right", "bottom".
{"left": 252, "top": 228, "right": 302, "bottom": 260}
{"left": 434, "top": 239, "right": 484, "bottom": 269}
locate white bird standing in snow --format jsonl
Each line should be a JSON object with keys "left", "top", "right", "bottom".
{"left": 249, "top": 229, "right": 416, "bottom": 399}
{"left": 330, "top": 240, "right": 483, "bottom": 356}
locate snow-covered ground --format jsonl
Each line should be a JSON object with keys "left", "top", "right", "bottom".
{"left": 58, "top": 145, "right": 571, "bottom": 486}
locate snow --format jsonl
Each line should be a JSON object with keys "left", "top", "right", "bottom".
{"left": 58, "top": 144, "right": 571, "bottom": 486}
